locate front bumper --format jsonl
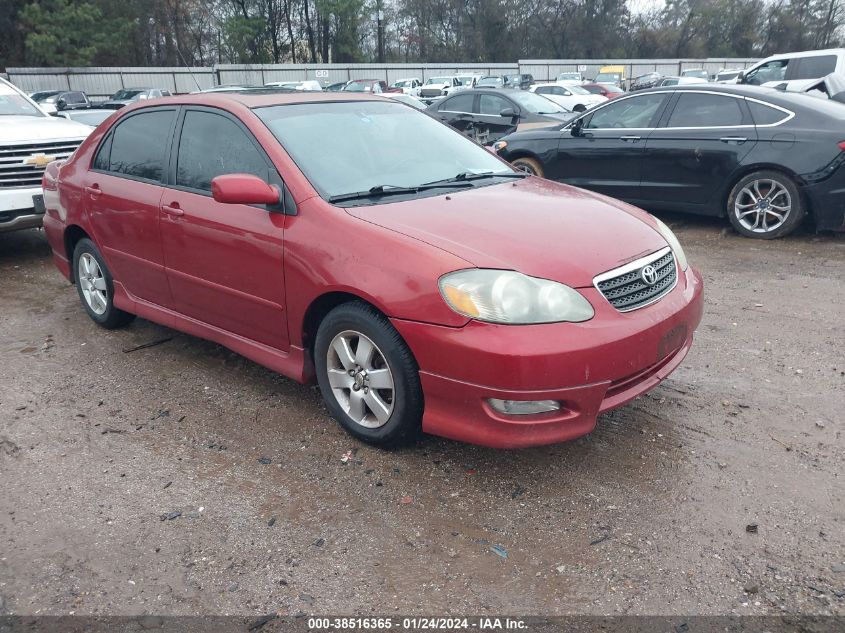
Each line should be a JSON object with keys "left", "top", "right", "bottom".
{"left": 0, "top": 187, "right": 44, "bottom": 233}
{"left": 391, "top": 266, "right": 704, "bottom": 448}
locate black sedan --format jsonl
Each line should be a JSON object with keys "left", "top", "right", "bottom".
{"left": 427, "top": 88, "right": 574, "bottom": 145}
{"left": 494, "top": 84, "right": 845, "bottom": 238}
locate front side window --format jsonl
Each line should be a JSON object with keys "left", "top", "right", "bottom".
{"left": 585, "top": 94, "right": 666, "bottom": 129}
{"left": 439, "top": 94, "right": 474, "bottom": 113}
{"left": 666, "top": 93, "right": 745, "bottom": 127}
{"left": 176, "top": 110, "right": 269, "bottom": 192}
{"left": 745, "top": 60, "right": 788, "bottom": 85}
{"left": 255, "top": 100, "right": 512, "bottom": 201}
{"left": 479, "top": 94, "right": 511, "bottom": 115}
{"left": 101, "top": 109, "right": 175, "bottom": 182}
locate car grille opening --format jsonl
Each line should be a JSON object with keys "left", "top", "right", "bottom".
{"left": 594, "top": 248, "right": 677, "bottom": 312}
{"left": 0, "top": 140, "right": 83, "bottom": 189}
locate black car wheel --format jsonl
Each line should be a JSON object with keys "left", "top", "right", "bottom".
{"left": 573, "top": 103, "right": 587, "bottom": 112}
{"left": 512, "top": 157, "right": 544, "bottom": 178}
{"left": 314, "top": 302, "right": 423, "bottom": 447}
{"left": 727, "top": 170, "right": 804, "bottom": 239}
{"left": 72, "top": 238, "right": 135, "bottom": 329}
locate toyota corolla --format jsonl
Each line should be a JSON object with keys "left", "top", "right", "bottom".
{"left": 41, "top": 91, "right": 703, "bottom": 448}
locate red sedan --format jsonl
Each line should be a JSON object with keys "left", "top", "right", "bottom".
{"left": 41, "top": 92, "right": 703, "bottom": 449}
{"left": 582, "top": 82, "right": 625, "bottom": 99}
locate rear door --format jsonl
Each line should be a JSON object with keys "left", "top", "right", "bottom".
{"left": 552, "top": 92, "right": 670, "bottom": 199}
{"left": 158, "top": 106, "right": 289, "bottom": 351}
{"left": 85, "top": 107, "right": 177, "bottom": 307}
{"left": 641, "top": 91, "right": 757, "bottom": 210}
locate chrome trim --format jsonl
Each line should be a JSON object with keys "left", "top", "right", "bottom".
{"left": 593, "top": 246, "right": 678, "bottom": 312}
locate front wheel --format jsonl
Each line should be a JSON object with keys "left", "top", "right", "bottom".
{"left": 72, "top": 238, "right": 135, "bottom": 329}
{"left": 512, "top": 156, "right": 545, "bottom": 178}
{"left": 314, "top": 302, "right": 423, "bottom": 447}
{"left": 727, "top": 171, "right": 805, "bottom": 239}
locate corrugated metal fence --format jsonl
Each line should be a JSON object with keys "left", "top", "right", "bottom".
{"left": 7, "top": 59, "right": 758, "bottom": 96}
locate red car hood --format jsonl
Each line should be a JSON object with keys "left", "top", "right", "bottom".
{"left": 346, "top": 177, "right": 668, "bottom": 288}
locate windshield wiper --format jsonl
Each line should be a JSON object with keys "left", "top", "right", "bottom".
{"left": 423, "top": 171, "right": 528, "bottom": 186}
{"left": 328, "top": 181, "right": 474, "bottom": 204}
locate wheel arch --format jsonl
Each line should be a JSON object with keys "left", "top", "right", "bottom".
{"left": 64, "top": 225, "right": 92, "bottom": 273}
{"left": 301, "top": 291, "right": 387, "bottom": 359}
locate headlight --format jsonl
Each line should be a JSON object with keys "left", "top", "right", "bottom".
{"left": 653, "top": 218, "right": 689, "bottom": 271}
{"left": 439, "top": 270, "right": 594, "bottom": 324}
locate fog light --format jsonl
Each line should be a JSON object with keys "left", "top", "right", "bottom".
{"left": 487, "top": 399, "right": 561, "bottom": 415}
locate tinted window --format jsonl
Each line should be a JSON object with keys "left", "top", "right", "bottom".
{"left": 479, "top": 94, "right": 511, "bottom": 115}
{"left": 106, "top": 109, "right": 174, "bottom": 181}
{"left": 176, "top": 110, "right": 268, "bottom": 192}
{"left": 747, "top": 100, "right": 788, "bottom": 125}
{"left": 586, "top": 94, "right": 665, "bottom": 129}
{"left": 93, "top": 134, "right": 112, "bottom": 171}
{"left": 792, "top": 55, "right": 837, "bottom": 80}
{"left": 439, "top": 94, "right": 474, "bottom": 112}
{"left": 667, "top": 93, "right": 744, "bottom": 127}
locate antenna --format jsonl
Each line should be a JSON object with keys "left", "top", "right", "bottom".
{"left": 176, "top": 45, "right": 203, "bottom": 92}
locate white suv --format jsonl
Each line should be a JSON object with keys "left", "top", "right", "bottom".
{"left": 739, "top": 48, "right": 845, "bottom": 91}
{"left": 0, "top": 77, "right": 92, "bottom": 233}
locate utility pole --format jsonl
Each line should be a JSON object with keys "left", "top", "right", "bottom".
{"left": 377, "top": 3, "right": 385, "bottom": 63}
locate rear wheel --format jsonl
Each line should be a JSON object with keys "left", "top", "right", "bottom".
{"left": 573, "top": 103, "right": 587, "bottom": 112}
{"left": 727, "top": 170, "right": 804, "bottom": 239}
{"left": 72, "top": 238, "right": 135, "bottom": 329}
{"left": 512, "top": 156, "right": 544, "bottom": 178}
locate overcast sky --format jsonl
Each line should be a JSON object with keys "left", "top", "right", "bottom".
{"left": 629, "top": 0, "right": 667, "bottom": 14}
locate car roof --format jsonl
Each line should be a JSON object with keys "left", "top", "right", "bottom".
{"left": 122, "top": 91, "right": 386, "bottom": 110}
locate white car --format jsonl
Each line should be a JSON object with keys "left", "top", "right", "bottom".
{"left": 529, "top": 83, "right": 607, "bottom": 112}
{"left": 419, "top": 76, "right": 461, "bottom": 102}
{"left": 556, "top": 72, "right": 585, "bottom": 84}
{"left": 738, "top": 48, "right": 845, "bottom": 91}
{"left": 386, "top": 93, "right": 427, "bottom": 109}
{"left": 714, "top": 68, "right": 743, "bottom": 83}
{"left": 455, "top": 74, "right": 482, "bottom": 89}
{"left": 264, "top": 80, "right": 323, "bottom": 91}
{"left": 390, "top": 78, "right": 422, "bottom": 96}
{"left": 0, "top": 78, "right": 91, "bottom": 233}
{"left": 657, "top": 76, "right": 709, "bottom": 87}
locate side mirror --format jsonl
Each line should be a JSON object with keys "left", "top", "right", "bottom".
{"left": 500, "top": 107, "right": 517, "bottom": 118}
{"left": 737, "top": 71, "right": 746, "bottom": 84}
{"left": 211, "top": 174, "right": 281, "bottom": 206}
{"left": 570, "top": 118, "right": 585, "bottom": 137}
{"left": 56, "top": 98, "right": 67, "bottom": 111}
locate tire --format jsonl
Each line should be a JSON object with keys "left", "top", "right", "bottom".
{"left": 727, "top": 170, "right": 805, "bottom": 239}
{"left": 573, "top": 103, "right": 587, "bottom": 112}
{"left": 512, "top": 156, "right": 545, "bottom": 177}
{"left": 72, "top": 238, "right": 135, "bottom": 329}
{"left": 314, "top": 302, "right": 423, "bottom": 447}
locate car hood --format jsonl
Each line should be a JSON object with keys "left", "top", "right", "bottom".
{"left": 0, "top": 116, "right": 92, "bottom": 143}
{"left": 346, "top": 177, "right": 667, "bottom": 288}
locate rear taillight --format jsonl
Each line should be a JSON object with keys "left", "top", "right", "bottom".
{"left": 839, "top": 141, "right": 845, "bottom": 151}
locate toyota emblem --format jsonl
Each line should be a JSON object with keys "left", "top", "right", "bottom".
{"left": 640, "top": 264, "right": 658, "bottom": 286}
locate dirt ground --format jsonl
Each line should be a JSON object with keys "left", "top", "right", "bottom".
{"left": 0, "top": 215, "right": 843, "bottom": 618}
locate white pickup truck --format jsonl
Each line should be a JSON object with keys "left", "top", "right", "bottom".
{"left": 0, "top": 77, "right": 92, "bottom": 233}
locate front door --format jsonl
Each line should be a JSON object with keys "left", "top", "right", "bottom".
{"left": 552, "top": 92, "right": 670, "bottom": 200}
{"left": 158, "top": 107, "right": 289, "bottom": 351}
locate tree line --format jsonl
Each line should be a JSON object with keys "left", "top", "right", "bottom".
{"left": 2, "top": 0, "right": 844, "bottom": 69}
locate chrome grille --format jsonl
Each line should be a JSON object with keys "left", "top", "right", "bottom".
{"left": 594, "top": 247, "right": 677, "bottom": 312}
{"left": 0, "top": 139, "right": 83, "bottom": 189}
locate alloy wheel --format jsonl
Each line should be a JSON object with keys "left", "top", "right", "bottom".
{"left": 734, "top": 179, "right": 791, "bottom": 234}
{"left": 326, "top": 330, "right": 395, "bottom": 429}
{"left": 78, "top": 253, "right": 108, "bottom": 315}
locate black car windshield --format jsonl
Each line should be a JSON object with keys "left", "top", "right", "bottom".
{"left": 255, "top": 100, "right": 514, "bottom": 201}
{"left": 111, "top": 89, "right": 145, "bottom": 100}
{"left": 509, "top": 91, "right": 566, "bottom": 114}
{"left": 0, "top": 86, "right": 44, "bottom": 117}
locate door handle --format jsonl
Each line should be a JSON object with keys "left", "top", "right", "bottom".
{"left": 620, "top": 135, "right": 642, "bottom": 142}
{"left": 84, "top": 185, "right": 101, "bottom": 197}
{"left": 720, "top": 136, "right": 747, "bottom": 144}
{"left": 161, "top": 203, "right": 184, "bottom": 217}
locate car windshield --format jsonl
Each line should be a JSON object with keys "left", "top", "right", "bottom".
{"left": 255, "top": 101, "right": 513, "bottom": 202}
{"left": 477, "top": 77, "right": 501, "bottom": 86}
{"left": 566, "top": 85, "right": 590, "bottom": 95}
{"left": 343, "top": 81, "right": 374, "bottom": 92}
{"left": 426, "top": 77, "right": 449, "bottom": 85}
{"left": 510, "top": 91, "right": 566, "bottom": 114}
{"left": 111, "top": 89, "right": 145, "bottom": 100}
{"left": 595, "top": 73, "right": 620, "bottom": 82}
{"left": 558, "top": 73, "right": 580, "bottom": 81}
{"left": 0, "top": 87, "right": 44, "bottom": 117}
{"left": 683, "top": 70, "right": 709, "bottom": 79}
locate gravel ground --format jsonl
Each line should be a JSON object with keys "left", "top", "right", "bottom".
{"left": 0, "top": 217, "right": 843, "bottom": 617}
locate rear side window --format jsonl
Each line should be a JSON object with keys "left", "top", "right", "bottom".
{"left": 666, "top": 93, "right": 745, "bottom": 127}
{"left": 747, "top": 100, "right": 789, "bottom": 125}
{"left": 791, "top": 55, "right": 837, "bottom": 80}
{"left": 175, "top": 110, "right": 269, "bottom": 192}
{"left": 97, "top": 109, "right": 175, "bottom": 182}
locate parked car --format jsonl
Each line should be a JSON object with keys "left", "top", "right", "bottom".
{"left": 738, "top": 48, "right": 845, "bottom": 91}
{"left": 325, "top": 81, "right": 348, "bottom": 92}
{"left": 390, "top": 78, "right": 422, "bottom": 96}
{"left": 264, "top": 80, "right": 322, "bottom": 91}
{"left": 428, "top": 88, "right": 574, "bottom": 144}
{"left": 714, "top": 68, "right": 743, "bottom": 83}
{"left": 528, "top": 83, "right": 606, "bottom": 112}
{"left": 556, "top": 72, "right": 585, "bottom": 84}
{"left": 342, "top": 79, "right": 391, "bottom": 94}
{"left": 582, "top": 82, "right": 625, "bottom": 99}
{"left": 494, "top": 84, "right": 845, "bottom": 239}
{"left": 386, "top": 93, "right": 427, "bottom": 109}
{"left": 594, "top": 65, "right": 626, "bottom": 87}
{"left": 197, "top": 84, "right": 259, "bottom": 93}
{"left": 29, "top": 90, "right": 91, "bottom": 113}
{"left": 681, "top": 69, "right": 710, "bottom": 81}
{"left": 629, "top": 72, "right": 663, "bottom": 91}
{"left": 657, "top": 76, "right": 708, "bottom": 87}
{"left": 40, "top": 90, "right": 702, "bottom": 448}
{"left": 56, "top": 109, "right": 114, "bottom": 129}
{"left": 0, "top": 77, "right": 91, "bottom": 233}
{"left": 455, "top": 74, "right": 483, "bottom": 89}
{"left": 419, "top": 76, "right": 461, "bottom": 102}
{"left": 100, "top": 88, "right": 172, "bottom": 109}
{"left": 503, "top": 73, "right": 534, "bottom": 90}
{"left": 475, "top": 75, "right": 511, "bottom": 89}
